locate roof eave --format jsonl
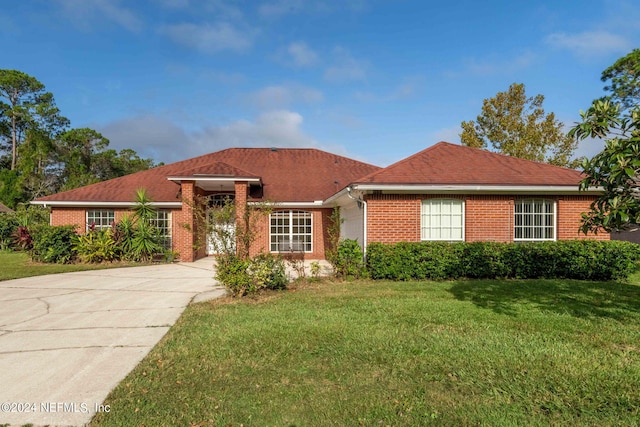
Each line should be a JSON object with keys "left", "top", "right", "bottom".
{"left": 350, "top": 183, "right": 603, "bottom": 195}
{"left": 31, "top": 201, "right": 183, "bottom": 208}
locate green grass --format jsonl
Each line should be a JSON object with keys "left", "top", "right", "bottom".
{"left": 0, "top": 250, "right": 139, "bottom": 281}
{"left": 91, "top": 273, "right": 640, "bottom": 426}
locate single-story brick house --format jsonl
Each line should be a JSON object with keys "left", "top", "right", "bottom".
{"left": 32, "top": 142, "right": 607, "bottom": 261}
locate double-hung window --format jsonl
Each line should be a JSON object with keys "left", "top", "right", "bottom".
{"left": 421, "top": 199, "right": 464, "bottom": 241}
{"left": 87, "top": 210, "right": 114, "bottom": 231}
{"left": 270, "top": 210, "right": 312, "bottom": 252}
{"left": 514, "top": 199, "right": 556, "bottom": 241}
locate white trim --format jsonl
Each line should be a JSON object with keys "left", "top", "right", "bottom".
{"left": 348, "top": 184, "right": 602, "bottom": 195}
{"left": 31, "top": 201, "right": 182, "bottom": 208}
{"left": 248, "top": 201, "right": 324, "bottom": 208}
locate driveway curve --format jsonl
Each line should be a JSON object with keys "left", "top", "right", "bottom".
{"left": 0, "top": 258, "right": 224, "bottom": 427}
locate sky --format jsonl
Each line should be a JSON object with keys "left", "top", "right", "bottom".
{"left": 2, "top": 0, "right": 640, "bottom": 167}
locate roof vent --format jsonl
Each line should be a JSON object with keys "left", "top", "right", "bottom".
{"left": 270, "top": 147, "right": 278, "bottom": 152}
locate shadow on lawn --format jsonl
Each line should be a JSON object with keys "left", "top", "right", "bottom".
{"left": 448, "top": 278, "right": 640, "bottom": 321}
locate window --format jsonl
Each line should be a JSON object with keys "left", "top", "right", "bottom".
{"left": 270, "top": 210, "right": 312, "bottom": 252}
{"left": 514, "top": 199, "right": 556, "bottom": 241}
{"left": 151, "top": 210, "right": 172, "bottom": 249}
{"left": 87, "top": 210, "right": 114, "bottom": 231}
{"left": 421, "top": 199, "right": 464, "bottom": 241}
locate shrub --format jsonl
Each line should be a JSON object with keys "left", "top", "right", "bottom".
{"left": 249, "top": 253, "right": 288, "bottom": 291}
{"left": 366, "top": 240, "right": 640, "bottom": 281}
{"left": 73, "top": 229, "right": 119, "bottom": 263}
{"left": 367, "top": 241, "right": 464, "bottom": 280}
{"left": 215, "top": 254, "right": 252, "bottom": 297}
{"left": 0, "top": 213, "right": 18, "bottom": 250}
{"left": 12, "top": 226, "right": 32, "bottom": 251}
{"left": 331, "top": 239, "right": 365, "bottom": 278}
{"left": 30, "top": 225, "right": 77, "bottom": 264}
{"left": 215, "top": 253, "right": 288, "bottom": 297}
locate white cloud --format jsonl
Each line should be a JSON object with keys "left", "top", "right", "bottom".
{"left": 324, "top": 47, "right": 367, "bottom": 82}
{"left": 245, "top": 84, "right": 323, "bottom": 109}
{"left": 429, "top": 125, "right": 463, "bottom": 145}
{"left": 97, "top": 111, "right": 321, "bottom": 163}
{"left": 160, "top": 22, "right": 254, "bottom": 54}
{"left": 97, "top": 115, "right": 190, "bottom": 163}
{"left": 287, "top": 41, "right": 319, "bottom": 67}
{"left": 546, "top": 30, "right": 631, "bottom": 58}
{"left": 51, "top": 0, "right": 142, "bottom": 32}
{"left": 193, "top": 110, "right": 317, "bottom": 150}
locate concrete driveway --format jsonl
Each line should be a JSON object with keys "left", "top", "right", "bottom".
{"left": 0, "top": 258, "right": 224, "bottom": 427}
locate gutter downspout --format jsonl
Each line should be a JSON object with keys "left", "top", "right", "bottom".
{"left": 346, "top": 186, "right": 367, "bottom": 259}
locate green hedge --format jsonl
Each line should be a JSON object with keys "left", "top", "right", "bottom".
{"left": 366, "top": 240, "right": 640, "bottom": 281}
{"left": 30, "top": 224, "right": 77, "bottom": 264}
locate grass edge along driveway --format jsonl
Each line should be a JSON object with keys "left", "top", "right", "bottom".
{"left": 91, "top": 275, "right": 640, "bottom": 426}
{"left": 0, "top": 251, "right": 142, "bottom": 281}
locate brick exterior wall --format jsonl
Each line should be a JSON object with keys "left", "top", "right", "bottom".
{"left": 557, "top": 196, "right": 609, "bottom": 240}
{"left": 364, "top": 193, "right": 608, "bottom": 245}
{"left": 250, "top": 208, "right": 333, "bottom": 259}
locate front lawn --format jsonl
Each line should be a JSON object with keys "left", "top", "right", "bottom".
{"left": 0, "top": 251, "right": 139, "bottom": 281}
{"left": 91, "top": 277, "right": 640, "bottom": 426}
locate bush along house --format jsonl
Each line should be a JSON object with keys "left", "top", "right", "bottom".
{"left": 32, "top": 142, "right": 607, "bottom": 261}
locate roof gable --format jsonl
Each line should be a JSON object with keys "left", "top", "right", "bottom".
{"left": 357, "top": 142, "right": 583, "bottom": 186}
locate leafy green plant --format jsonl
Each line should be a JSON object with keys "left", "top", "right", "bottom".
{"left": 129, "top": 219, "right": 162, "bottom": 262}
{"left": 332, "top": 239, "right": 365, "bottom": 279}
{"left": 73, "top": 228, "right": 118, "bottom": 263}
{"left": 248, "top": 253, "right": 287, "bottom": 291}
{"left": 30, "top": 224, "right": 76, "bottom": 264}
{"left": 215, "top": 254, "right": 252, "bottom": 296}
{"left": 0, "top": 213, "right": 18, "bottom": 250}
{"left": 215, "top": 252, "right": 288, "bottom": 296}
{"left": 310, "top": 261, "right": 322, "bottom": 280}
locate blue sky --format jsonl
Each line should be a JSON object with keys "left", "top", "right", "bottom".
{"left": 3, "top": 0, "right": 639, "bottom": 166}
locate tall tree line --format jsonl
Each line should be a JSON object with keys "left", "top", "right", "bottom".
{"left": 0, "top": 69, "right": 157, "bottom": 209}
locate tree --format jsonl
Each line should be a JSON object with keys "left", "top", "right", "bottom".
{"left": 601, "top": 48, "right": 640, "bottom": 109}
{"left": 0, "top": 70, "right": 68, "bottom": 170}
{"left": 460, "top": 83, "right": 578, "bottom": 167}
{"left": 569, "top": 100, "right": 640, "bottom": 233}
{"left": 57, "top": 128, "right": 110, "bottom": 190}
{"left": 568, "top": 49, "right": 640, "bottom": 234}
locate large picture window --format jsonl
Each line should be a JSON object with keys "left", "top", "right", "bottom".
{"left": 87, "top": 210, "right": 114, "bottom": 231}
{"left": 514, "top": 199, "right": 556, "bottom": 241}
{"left": 421, "top": 199, "right": 464, "bottom": 241}
{"left": 270, "top": 210, "right": 312, "bottom": 252}
{"left": 151, "top": 210, "right": 172, "bottom": 249}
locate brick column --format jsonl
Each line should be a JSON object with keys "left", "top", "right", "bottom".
{"left": 175, "top": 181, "right": 196, "bottom": 262}
{"left": 234, "top": 181, "right": 248, "bottom": 257}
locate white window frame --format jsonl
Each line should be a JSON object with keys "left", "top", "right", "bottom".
{"left": 86, "top": 210, "right": 115, "bottom": 231}
{"left": 151, "top": 210, "right": 172, "bottom": 250}
{"left": 514, "top": 199, "right": 556, "bottom": 242}
{"left": 270, "top": 210, "right": 313, "bottom": 253}
{"left": 421, "top": 199, "right": 465, "bottom": 241}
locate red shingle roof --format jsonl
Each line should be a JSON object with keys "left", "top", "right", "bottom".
{"left": 35, "top": 148, "right": 381, "bottom": 203}
{"left": 356, "top": 142, "right": 583, "bottom": 186}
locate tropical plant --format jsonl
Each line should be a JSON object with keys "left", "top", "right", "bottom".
{"left": 73, "top": 228, "right": 118, "bottom": 263}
